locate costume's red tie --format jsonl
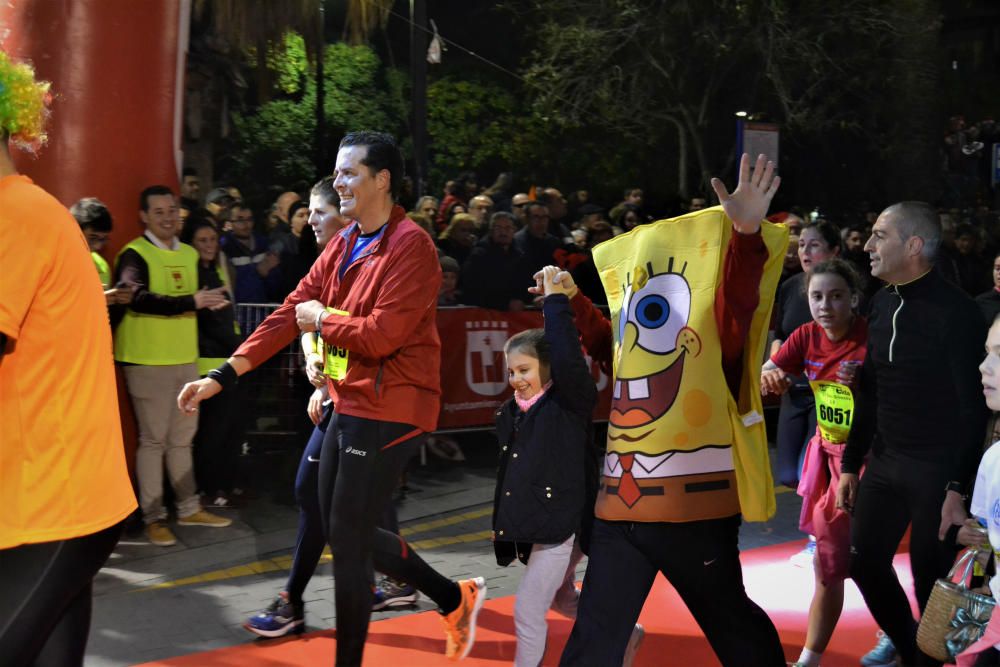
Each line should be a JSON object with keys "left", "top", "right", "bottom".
{"left": 617, "top": 453, "right": 642, "bottom": 508}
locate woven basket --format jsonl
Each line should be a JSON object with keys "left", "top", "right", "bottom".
{"left": 916, "top": 548, "right": 996, "bottom": 661}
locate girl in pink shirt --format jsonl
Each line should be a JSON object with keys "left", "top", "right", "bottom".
{"left": 761, "top": 258, "right": 868, "bottom": 667}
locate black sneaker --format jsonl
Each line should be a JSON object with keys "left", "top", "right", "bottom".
{"left": 372, "top": 576, "right": 419, "bottom": 610}
{"left": 244, "top": 592, "right": 305, "bottom": 638}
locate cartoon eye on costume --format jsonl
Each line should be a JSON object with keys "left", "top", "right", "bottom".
{"left": 635, "top": 294, "right": 670, "bottom": 328}
{"left": 622, "top": 273, "right": 691, "bottom": 354}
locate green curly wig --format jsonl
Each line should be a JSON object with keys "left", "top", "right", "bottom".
{"left": 0, "top": 50, "right": 52, "bottom": 151}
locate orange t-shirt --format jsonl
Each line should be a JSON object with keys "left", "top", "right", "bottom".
{"left": 0, "top": 175, "right": 136, "bottom": 549}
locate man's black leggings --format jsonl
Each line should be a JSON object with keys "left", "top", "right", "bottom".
{"left": 0, "top": 521, "right": 122, "bottom": 667}
{"left": 559, "top": 515, "right": 785, "bottom": 667}
{"left": 849, "top": 448, "right": 957, "bottom": 666}
{"left": 318, "top": 413, "right": 460, "bottom": 666}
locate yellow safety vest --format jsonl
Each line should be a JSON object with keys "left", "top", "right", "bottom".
{"left": 91, "top": 251, "right": 111, "bottom": 289}
{"left": 113, "top": 237, "right": 198, "bottom": 365}
{"left": 593, "top": 207, "right": 786, "bottom": 522}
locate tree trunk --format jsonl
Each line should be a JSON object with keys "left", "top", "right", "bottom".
{"left": 666, "top": 116, "right": 689, "bottom": 200}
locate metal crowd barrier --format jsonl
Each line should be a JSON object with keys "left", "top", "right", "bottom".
{"left": 234, "top": 302, "right": 615, "bottom": 448}
{"left": 235, "top": 303, "right": 314, "bottom": 455}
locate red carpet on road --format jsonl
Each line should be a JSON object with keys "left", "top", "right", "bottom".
{"left": 137, "top": 540, "right": 917, "bottom": 666}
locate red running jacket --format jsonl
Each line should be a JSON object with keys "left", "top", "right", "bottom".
{"left": 234, "top": 205, "right": 443, "bottom": 433}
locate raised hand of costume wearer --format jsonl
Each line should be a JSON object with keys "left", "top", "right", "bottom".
{"left": 710, "top": 153, "right": 781, "bottom": 235}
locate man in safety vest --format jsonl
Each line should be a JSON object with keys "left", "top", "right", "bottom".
{"left": 70, "top": 196, "right": 131, "bottom": 306}
{"left": 112, "top": 185, "right": 233, "bottom": 547}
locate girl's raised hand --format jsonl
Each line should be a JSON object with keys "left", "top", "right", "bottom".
{"left": 529, "top": 266, "right": 579, "bottom": 298}
{"left": 542, "top": 266, "right": 573, "bottom": 297}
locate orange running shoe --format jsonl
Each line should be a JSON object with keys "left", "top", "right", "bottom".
{"left": 440, "top": 576, "right": 487, "bottom": 660}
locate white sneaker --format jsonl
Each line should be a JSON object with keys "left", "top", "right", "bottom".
{"left": 789, "top": 538, "right": 817, "bottom": 568}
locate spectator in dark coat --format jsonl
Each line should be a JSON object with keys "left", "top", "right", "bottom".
{"left": 975, "top": 252, "right": 1000, "bottom": 325}
{"left": 220, "top": 204, "right": 282, "bottom": 304}
{"left": 514, "top": 202, "right": 562, "bottom": 276}
{"left": 437, "top": 213, "right": 477, "bottom": 268}
{"left": 462, "top": 212, "right": 534, "bottom": 311}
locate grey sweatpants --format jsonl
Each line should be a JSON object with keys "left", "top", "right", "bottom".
{"left": 513, "top": 534, "right": 582, "bottom": 667}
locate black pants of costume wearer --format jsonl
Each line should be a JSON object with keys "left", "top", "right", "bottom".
{"left": 850, "top": 448, "right": 957, "bottom": 666}
{"left": 559, "top": 515, "right": 785, "bottom": 667}
{"left": 0, "top": 522, "right": 122, "bottom": 667}
{"left": 318, "top": 413, "right": 461, "bottom": 666}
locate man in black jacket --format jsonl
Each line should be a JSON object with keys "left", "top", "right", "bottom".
{"left": 514, "top": 202, "right": 563, "bottom": 276}
{"left": 837, "top": 201, "right": 988, "bottom": 666}
{"left": 462, "top": 212, "right": 533, "bottom": 310}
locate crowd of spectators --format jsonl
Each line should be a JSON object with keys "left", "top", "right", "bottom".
{"left": 171, "top": 161, "right": 1000, "bottom": 320}
{"left": 71, "top": 156, "right": 1000, "bottom": 541}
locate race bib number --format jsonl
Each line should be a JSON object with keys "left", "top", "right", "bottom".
{"left": 810, "top": 380, "right": 855, "bottom": 444}
{"left": 321, "top": 308, "right": 350, "bottom": 381}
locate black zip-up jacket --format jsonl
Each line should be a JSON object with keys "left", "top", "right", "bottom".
{"left": 493, "top": 294, "right": 599, "bottom": 566}
{"left": 842, "top": 269, "right": 988, "bottom": 490}
{"left": 195, "top": 262, "right": 241, "bottom": 361}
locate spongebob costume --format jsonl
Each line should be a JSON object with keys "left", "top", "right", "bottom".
{"left": 559, "top": 207, "right": 789, "bottom": 667}
{"left": 594, "top": 207, "right": 785, "bottom": 524}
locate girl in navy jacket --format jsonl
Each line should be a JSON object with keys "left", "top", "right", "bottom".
{"left": 493, "top": 267, "right": 640, "bottom": 666}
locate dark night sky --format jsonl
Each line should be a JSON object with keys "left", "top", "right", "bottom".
{"left": 331, "top": 1, "right": 527, "bottom": 83}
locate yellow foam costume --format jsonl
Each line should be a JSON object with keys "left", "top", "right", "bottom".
{"left": 593, "top": 207, "right": 786, "bottom": 522}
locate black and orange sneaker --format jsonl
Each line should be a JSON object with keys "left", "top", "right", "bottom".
{"left": 440, "top": 576, "right": 487, "bottom": 660}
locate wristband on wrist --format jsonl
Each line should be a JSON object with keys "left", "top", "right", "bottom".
{"left": 207, "top": 362, "right": 238, "bottom": 391}
{"left": 315, "top": 311, "right": 325, "bottom": 333}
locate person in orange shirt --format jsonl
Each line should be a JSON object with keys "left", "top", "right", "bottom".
{"left": 0, "top": 53, "right": 136, "bottom": 665}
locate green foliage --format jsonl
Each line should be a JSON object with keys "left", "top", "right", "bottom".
{"left": 268, "top": 32, "right": 309, "bottom": 95}
{"left": 427, "top": 76, "right": 530, "bottom": 187}
{"left": 226, "top": 39, "right": 408, "bottom": 198}
{"left": 513, "top": 0, "right": 940, "bottom": 207}
{"left": 230, "top": 98, "right": 316, "bottom": 193}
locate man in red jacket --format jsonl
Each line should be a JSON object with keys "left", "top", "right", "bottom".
{"left": 178, "top": 131, "right": 486, "bottom": 665}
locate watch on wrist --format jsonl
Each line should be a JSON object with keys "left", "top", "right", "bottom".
{"left": 315, "top": 311, "right": 325, "bottom": 333}
{"left": 945, "top": 481, "right": 966, "bottom": 496}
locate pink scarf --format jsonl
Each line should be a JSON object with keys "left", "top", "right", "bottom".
{"left": 515, "top": 381, "right": 553, "bottom": 413}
